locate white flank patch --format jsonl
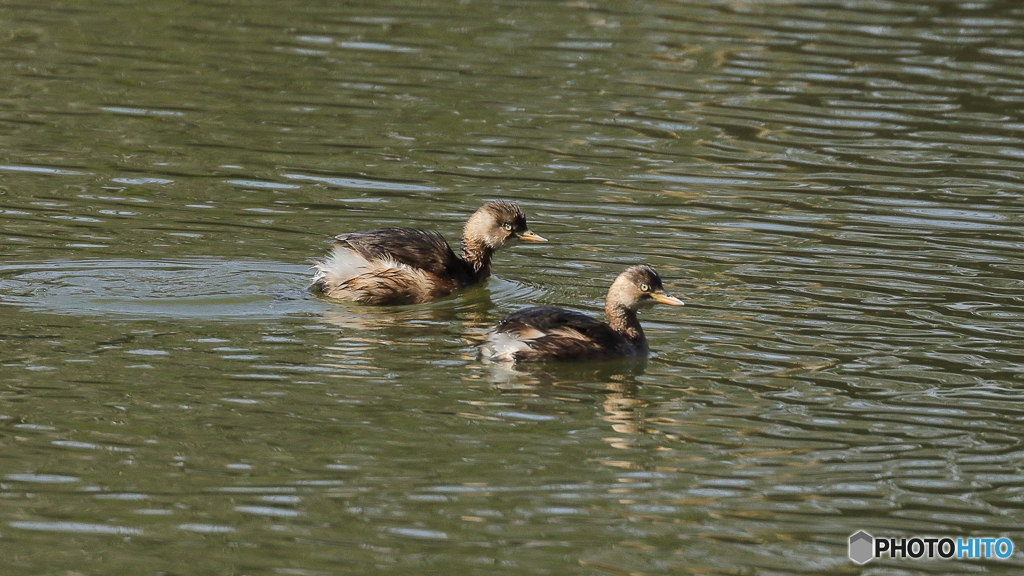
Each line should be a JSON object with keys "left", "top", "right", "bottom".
{"left": 313, "top": 247, "right": 371, "bottom": 284}
{"left": 481, "top": 330, "right": 543, "bottom": 362}
{"left": 313, "top": 247, "right": 428, "bottom": 284}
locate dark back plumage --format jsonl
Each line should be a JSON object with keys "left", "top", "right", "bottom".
{"left": 312, "top": 201, "right": 543, "bottom": 305}
{"left": 333, "top": 227, "right": 471, "bottom": 283}
{"left": 488, "top": 306, "right": 639, "bottom": 362}
{"left": 481, "top": 265, "right": 682, "bottom": 363}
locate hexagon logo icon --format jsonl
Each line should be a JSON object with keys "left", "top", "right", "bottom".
{"left": 849, "top": 531, "right": 874, "bottom": 564}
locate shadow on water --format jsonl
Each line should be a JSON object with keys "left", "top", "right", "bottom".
{"left": 480, "top": 355, "right": 647, "bottom": 389}
{"left": 471, "top": 358, "right": 664, "bottom": 448}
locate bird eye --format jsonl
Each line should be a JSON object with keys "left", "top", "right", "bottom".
{"left": 640, "top": 283, "right": 650, "bottom": 292}
{"left": 502, "top": 223, "right": 513, "bottom": 231}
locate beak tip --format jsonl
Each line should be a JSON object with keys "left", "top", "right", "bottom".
{"left": 518, "top": 231, "right": 547, "bottom": 243}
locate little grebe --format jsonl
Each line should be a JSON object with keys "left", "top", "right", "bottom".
{"left": 480, "top": 265, "right": 683, "bottom": 362}
{"left": 312, "top": 201, "right": 546, "bottom": 305}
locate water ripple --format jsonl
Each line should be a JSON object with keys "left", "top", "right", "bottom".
{"left": 0, "top": 259, "right": 318, "bottom": 318}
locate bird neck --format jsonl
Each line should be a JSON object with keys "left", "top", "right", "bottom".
{"left": 605, "top": 303, "right": 647, "bottom": 348}
{"left": 461, "top": 236, "right": 494, "bottom": 278}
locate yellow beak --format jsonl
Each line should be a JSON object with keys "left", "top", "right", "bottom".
{"left": 517, "top": 230, "right": 547, "bottom": 243}
{"left": 650, "top": 293, "right": 684, "bottom": 306}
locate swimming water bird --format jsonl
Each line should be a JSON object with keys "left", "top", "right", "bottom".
{"left": 312, "top": 201, "right": 546, "bottom": 305}
{"left": 480, "top": 265, "right": 683, "bottom": 362}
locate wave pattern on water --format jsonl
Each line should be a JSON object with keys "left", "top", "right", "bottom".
{"left": 0, "top": 259, "right": 318, "bottom": 318}
{"left": 2, "top": 1, "right": 1024, "bottom": 575}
